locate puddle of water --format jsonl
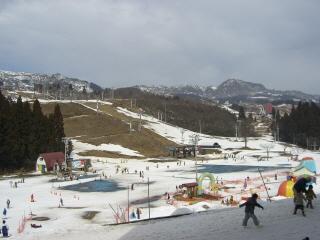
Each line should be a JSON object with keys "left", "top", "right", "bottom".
{"left": 62, "top": 180, "right": 126, "bottom": 192}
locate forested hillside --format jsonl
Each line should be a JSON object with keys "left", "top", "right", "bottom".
{"left": 111, "top": 87, "right": 238, "bottom": 137}
{"left": 279, "top": 102, "right": 320, "bottom": 149}
{"left": 0, "top": 91, "right": 65, "bottom": 171}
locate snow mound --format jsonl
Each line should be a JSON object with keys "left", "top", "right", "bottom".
{"left": 170, "top": 207, "right": 193, "bottom": 216}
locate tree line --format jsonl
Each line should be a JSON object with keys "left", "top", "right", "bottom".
{"left": 278, "top": 102, "right": 320, "bottom": 149}
{"left": 0, "top": 91, "right": 65, "bottom": 172}
{"left": 111, "top": 87, "right": 258, "bottom": 137}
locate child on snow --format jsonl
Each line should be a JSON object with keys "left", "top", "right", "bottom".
{"left": 306, "top": 185, "right": 317, "bottom": 209}
{"left": 239, "top": 193, "right": 264, "bottom": 227}
{"left": 1, "top": 220, "right": 9, "bottom": 237}
{"left": 293, "top": 191, "right": 307, "bottom": 216}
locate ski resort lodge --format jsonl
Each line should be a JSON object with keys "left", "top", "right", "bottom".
{"left": 36, "top": 152, "right": 65, "bottom": 173}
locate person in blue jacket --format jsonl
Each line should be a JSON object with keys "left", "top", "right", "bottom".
{"left": 1, "top": 220, "right": 9, "bottom": 237}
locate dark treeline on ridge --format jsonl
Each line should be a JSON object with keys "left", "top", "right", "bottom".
{"left": 0, "top": 91, "right": 65, "bottom": 172}
{"left": 278, "top": 102, "right": 320, "bottom": 149}
{"left": 111, "top": 87, "right": 239, "bottom": 137}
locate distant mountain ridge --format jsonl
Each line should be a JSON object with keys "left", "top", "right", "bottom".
{"left": 0, "top": 70, "right": 102, "bottom": 93}
{"left": 138, "top": 79, "right": 319, "bottom": 103}
{"left": 0, "top": 70, "right": 318, "bottom": 103}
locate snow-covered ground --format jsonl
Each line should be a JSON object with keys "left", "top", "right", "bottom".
{"left": 72, "top": 139, "right": 144, "bottom": 157}
{"left": 1, "top": 105, "right": 320, "bottom": 239}
{"left": 1, "top": 149, "right": 319, "bottom": 239}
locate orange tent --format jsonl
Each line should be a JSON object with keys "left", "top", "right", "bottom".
{"left": 277, "top": 180, "right": 295, "bottom": 198}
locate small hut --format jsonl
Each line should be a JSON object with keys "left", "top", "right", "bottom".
{"left": 36, "top": 152, "right": 65, "bottom": 173}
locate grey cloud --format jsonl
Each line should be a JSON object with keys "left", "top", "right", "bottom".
{"left": 0, "top": 0, "right": 319, "bottom": 94}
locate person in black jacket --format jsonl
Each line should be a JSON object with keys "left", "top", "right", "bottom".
{"left": 293, "top": 177, "right": 311, "bottom": 194}
{"left": 240, "top": 193, "right": 264, "bottom": 227}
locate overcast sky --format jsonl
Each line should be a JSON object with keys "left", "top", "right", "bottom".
{"left": 0, "top": 0, "right": 319, "bottom": 94}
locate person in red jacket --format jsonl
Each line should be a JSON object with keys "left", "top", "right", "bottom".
{"left": 239, "top": 193, "right": 264, "bottom": 227}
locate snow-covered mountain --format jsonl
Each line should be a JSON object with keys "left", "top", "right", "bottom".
{"left": 138, "top": 79, "right": 319, "bottom": 103}
{"left": 0, "top": 70, "right": 102, "bottom": 93}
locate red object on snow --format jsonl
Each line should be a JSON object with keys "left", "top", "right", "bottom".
{"left": 39, "top": 152, "right": 65, "bottom": 171}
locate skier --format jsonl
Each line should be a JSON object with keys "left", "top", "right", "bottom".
{"left": 6, "top": 199, "right": 10, "bottom": 209}
{"left": 293, "top": 191, "right": 306, "bottom": 216}
{"left": 306, "top": 185, "right": 317, "bottom": 209}
{"left": 1, "top": 220, "right": 9, "bottom": 237}
{"left": 239, "top": 193, "right": 264, "bottom": 227}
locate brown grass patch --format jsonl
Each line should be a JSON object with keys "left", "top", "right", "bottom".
{"left": 41, "top": 102, "right": 176, "bottom": 158}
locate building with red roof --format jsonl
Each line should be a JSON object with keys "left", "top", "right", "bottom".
{"left": 36, "top": 152, "right": 65, "bottom": 173}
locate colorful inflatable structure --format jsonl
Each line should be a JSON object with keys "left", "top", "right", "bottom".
{"left": 197, "top": 172, "right": 218, "bottom": 195}
{"left": 277, "top": 179, "right": 295, "bottom": 198}
{"left": 294, "top": 158, "right": 319, "bottom": 175}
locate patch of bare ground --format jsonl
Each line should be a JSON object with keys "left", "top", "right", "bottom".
{"left": 41, "top": 102, "right": 176, "bottom": 158}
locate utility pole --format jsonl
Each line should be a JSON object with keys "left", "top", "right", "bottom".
{"left": 127, "top": 185, "right": 130, "bottom": 223}
{"left": 33, "top": 81, "right": 35, "bottom": 99}
{"left": 199, "top": 120, "right": 202, "bottom": 134}
{"left": 164, "top": 103, "right": 167, "bottom": 123}
{"left": 139, "top": 112, "right": 142, "bottom": 132}
{"left": 148, "top": 178, "right": 151, "bottom": 220}
{"left": 235, "top": 123, "right": 238, "bottom": 140}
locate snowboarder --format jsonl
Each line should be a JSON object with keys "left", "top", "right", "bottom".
{"left": 239, "top": 193, "right": 264, "bottom": 227}
{"left": 6, "top": 199, "right": 10, "bottom": 209}
{"left": 306, "top": 185, "right": 317, "bottom": 209}
{"left": 1, "top": 220, "right": 9, "bottom": 237}
{"left": 274, "top": 173, "right": 278, "bottom": 181}
{"left": 293, "top": 191, "right": 306, "bottom": 216}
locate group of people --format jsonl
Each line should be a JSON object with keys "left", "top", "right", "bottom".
{"left": 293, "top": 177, "right": 316, "bottom": 216}
{"left": 1, "top": 199, "right": 10, "bottom": 237}
{"left": 240, "top": 177, "right": 317, "bottom": 228}
{"left": 130, "top": 208, "right": 142, "bottom": 220}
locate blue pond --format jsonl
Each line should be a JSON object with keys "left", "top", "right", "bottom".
{"left": 62, "top": 180, "right": 126, "bottom": 192}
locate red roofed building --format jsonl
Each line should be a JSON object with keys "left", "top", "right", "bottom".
{"left": 264, "top": 103, "right": 273, "bottom": 115}
{"left": 36, "top": 152, "right": 65, "bottom": 173}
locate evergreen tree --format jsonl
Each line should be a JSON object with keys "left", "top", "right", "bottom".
{"left": 0, "top": 95, "right": 66, "bottom": 172}
{"left": 53, "top": 104, "right": 65, "bottom": 151}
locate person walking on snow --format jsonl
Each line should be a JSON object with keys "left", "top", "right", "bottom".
{"left": 239, "top": 193, "right": 264, "bottom": 227}
{"left": 1, "top": 220, "right": 9, "bottom": 237}
{"left": 2, "top": 208, "right": 7, "bottom": 218}
{"left": 306, "top": 185, "right": 317, "bottom": 209}
{"left": 293, "top": 191, "right": 306, "bottom": 216}
{"left": 6, "top": 199, "right": 10, "bottom": 209}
